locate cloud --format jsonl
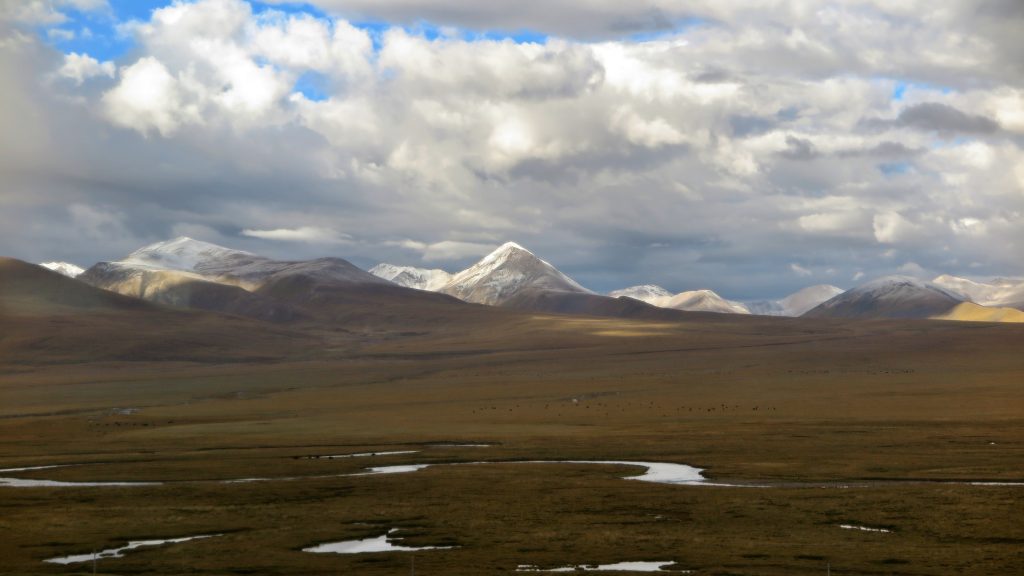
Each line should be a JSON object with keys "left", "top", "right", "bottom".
{"left": 419, "top": 241, "right": 496, "bottom": 262}
{"left": 790, "top": 263, "right": 812, "bottom": 277}
{"left": 56, "top": 52, "right": 113, "bottom": 84}
{"left": 262, "top": 0, "right": 699, "bottom": 40}
{"left": 611, "top": 107, "right": 686, "bottom": 148}
{"left": 2, "top": 0, "right": 1024, "bottom": 299}
{"left": 46, "top": 28, "right": 75, "bottom": 41}
{"left": 241, "top": 226, "right": 351, "bottom": 243}
{"left": 102, "top": 57, "right": 191, "bottom": 136}
{"left": 896, "top": 102, "right": 1000, "bottom": 134}
{"left": 873, "top": 212, "right": 919, "bottom": 244}
{"left": 0, "top": 0, "right": 108, "bottom": 25}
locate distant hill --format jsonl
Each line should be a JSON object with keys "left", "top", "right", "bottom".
{"left": 931, "top": 274, "right": 1024, "bottom": 310}
{"left": 933, "top": 302, "right": 1024, "bottom": 323}
{"left": 79, "top": 263, "right": 301, "bottom": 323}
{"left": 1, "top": 257, "right": 153, "bottom": 315}
{"left": 0, "top": 258, "right": 317, "bottom": 363}
{"left": 610, "top": 285, "right": 749, "bottom": 314}
{"left": 370, "top": 263, "right": 453, "bottom": 291}
{"left": 608, "top": 285, "right": 673, "bottom": 304}
{"left": 660, "top": 290, "right": 751, "bottom": 314}
{"left": 804, "top": 276, "right": 964, "bottom": 319}
{"left": 79, "top": 237, "right": 455, "bottom": 324}
{"left": 747, "top": 285, "right": 844, "bottom": 317}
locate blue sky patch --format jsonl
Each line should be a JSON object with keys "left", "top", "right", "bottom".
{"left": 878, "top": 162, "right": 912, "bottom": 176}
{"left": 892, "top": 80, "right": 955, "bottom": 101}
{"left": 293, "top": 71, "right": 330, "bottom": 101}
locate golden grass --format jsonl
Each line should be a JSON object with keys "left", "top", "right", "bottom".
{"left": 934, "top": 302, "right": 1024, "bottom": 323}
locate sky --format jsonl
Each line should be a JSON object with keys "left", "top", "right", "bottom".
{"left": 0, "top": 0, "right": 1022, "bottom": 300}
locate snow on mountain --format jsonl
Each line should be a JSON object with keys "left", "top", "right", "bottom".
{"left": 370, "top": 263, "right": 452, "bottom": 291}
{"left": 40, "top": 261, "right": 85, "bottom": 278}
{"left": 610, "top": 284, "right": 749, "bottom": 314}
{"left": 804, "top": 275, "right": 965, "bottom": 319}
{"left": 608, "top": 285, "right": 672, "bottom": 304}
{"left": 661, "top": 290, "right": 751, "bottom": 314}
{"left": 931, "top": 274, "right": 1024, "bottom": 307}
{"left": 96, "top": 236, "right": 384, "bottom": 291}
{"left": 121, "top": 237, "right": 252, "bottom": 272}
{"left": 748, "top": 284, "right": 844, "bottom": 317}
{"left": 440, "top": 242, "right": 591, "bottom": 306}
{"left": 780, "top": 284, "right": 845, "bottom": 316}
{"left": 79, "top": 236, "right": 387, "bottom": 321}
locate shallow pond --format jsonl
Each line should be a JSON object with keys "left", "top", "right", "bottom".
{"left": 45, "top": 534, "right": 220, "bottom": 564}
{"left": 517, "top": 560, "right": 687, "bottom": 572}
{"left": 303, "top": 529, "right": 455, "bottom": 554}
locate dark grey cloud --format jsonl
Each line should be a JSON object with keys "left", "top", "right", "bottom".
{"left": 778, "top": 135, "right": 818, "bottom": 161}
{"left": 729, "top": 115, "right": 776, "bottom": 137}
{"left": 897, "top": 102, "right": 1001, "bottom": 134}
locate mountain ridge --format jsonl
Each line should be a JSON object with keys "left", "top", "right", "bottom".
{"left": 804, "top": 275, "right": 965, "bottom": 319}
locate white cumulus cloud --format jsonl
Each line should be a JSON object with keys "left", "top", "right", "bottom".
{"left": 241, "top": 226, "right": 351, "bottom": 243}
{"left": 56, "top": 52, "right": 113, "bottom": 84}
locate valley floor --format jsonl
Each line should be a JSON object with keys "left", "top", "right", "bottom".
{"left": 1, "top": 313, "right": 1023, "bottom": 575}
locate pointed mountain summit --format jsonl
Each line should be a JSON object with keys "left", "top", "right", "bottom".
{"left": 440, "top": 242, "right": 590, "bottom": 306}
{"left": 40, "top": 261, "right": 85, "bottom": 278}
{"left": 370, "top": 263, "right": 453, "bottom": 291}
{"left": 804, "top": 276, "right": 965, "bottom": 319}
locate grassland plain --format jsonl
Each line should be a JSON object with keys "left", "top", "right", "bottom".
{"left": 1, "top": 310, "right": 1023, "bottom": 575}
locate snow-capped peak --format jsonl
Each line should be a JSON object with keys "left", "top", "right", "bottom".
{"left": 121, "top": 236, "right": 252, "bottom": 272}
{"left": 440, "top": 241, "right": 590, "bottom": 305}
{"left": 803, "top": 275, "right": 968, "bottom": 319}
{"left": 496, "top": 241, "right": 528, "bottom": 253}
{"left": 454, "top": 241, "right": 585, "bottom": 290}
{"left": 475, "top": 241, "right": 533, "bottom": 268}
{"left": 369, "top": 263, "right": 453, "bottom": 291}
{"left": 40, "top": 261, "right": 85, "bottom": 278}
{"left": 855, "top": 275, "right": 964, "bottom": 300}
{"left": 776, "top": 284, "right": 844, "bottom": 316}
{"left": 609, "top": 284, "right": 673, "bottom": 304}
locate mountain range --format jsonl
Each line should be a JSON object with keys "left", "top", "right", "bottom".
{"left": 371, "top": 249, "right": 1023, "bottom": 322}
{"left": 22, "top": 237, "right": 1024, "bottom": 325}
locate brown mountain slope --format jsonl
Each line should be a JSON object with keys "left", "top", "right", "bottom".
{"left": 79, "top": 263, "right": 302, "bottom": 323}
{"left": 0, "top": 258, "right": 318, "bottom": 364}
{"left": 0, "top": 257, "right": 154, "bottom": 316}
{"left": 254, "top": 272, "right": 503, "bottom": 330}
{"left": 502, "top": 290, "right": 702, "bottom": 321}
